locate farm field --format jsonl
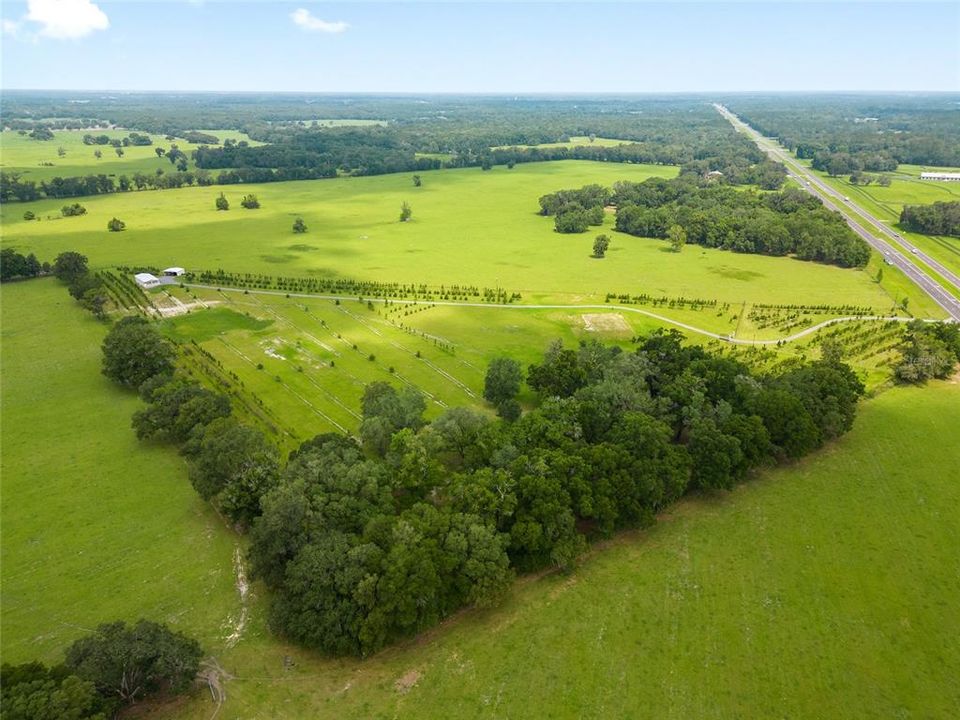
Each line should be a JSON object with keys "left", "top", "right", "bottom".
{"left": 156, "top": 284, "right": 676, "bottom": 449}
{"left": 158, "top": 378, "right": 958, "bottom": 720}
{"left": 4, "top": 275, "right": 957, "bottom": 720}
{"left": 0, "top": 278, "right": 239, "bottom": 665}
{"left": 0, "top": 127, "right": 259, "bottom": 182}
{"left": 1, "top": 160, "right": 921, "bottom": 313}
{"left": 152, "top": 277, "right": 913, "bottom": 444}
{"left": 802, "top": 161, "right": 960, "bottom": 285}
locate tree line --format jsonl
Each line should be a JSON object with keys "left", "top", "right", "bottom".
{"left": 540, "top": 176, "right": 870, "bottom": 268}
{"left": 3, "top": 96, "right": 774, "bottom": 202}
{"left": 899, "top": 201, "right": 960, "bottom": 237}
{"left": 1, "top": 248, "right": 48, "bottom": 282}
{"left": 728, "top": 95, "right": 960, "bottom": 169}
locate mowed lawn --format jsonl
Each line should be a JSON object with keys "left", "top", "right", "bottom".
{"left": 0, "top": 278, "right": 239, "bottom": 664}
{"left": 2, "top": 161, "right": 897, "bottom": 308}
{"left": 167, "top": 380, "right": 960, "bottom": 720}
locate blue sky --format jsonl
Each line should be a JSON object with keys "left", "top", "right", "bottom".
{"left": 2, "top": 1, "right": 958, "bottom": 92}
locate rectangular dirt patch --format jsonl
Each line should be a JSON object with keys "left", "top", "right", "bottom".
{"left": 582, "top": 313, "right": 631, "bottom": 333}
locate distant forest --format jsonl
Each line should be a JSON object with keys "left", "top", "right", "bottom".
{"left": 3, "top": 94, "right": 770, "bottom": 200}
{"left": 724, "top": 94, "right": 960, "bottom": 171}
{"left": 3, "top": 93, "right": 957, "bottom": 202}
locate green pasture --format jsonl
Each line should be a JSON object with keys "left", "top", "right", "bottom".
{"left": 0, "top": 278, "right": 239, "bottom": 665}
{"left": 3, "top": 276, "right": 957, "bottom": 720}
{"left": 2, "top": 160, "right": 913, "bottom": 312}
{"left": 166, "top": 379, "right": 959, "bottom": 720}
{"left": 0, "top": 128, "right": 258, "bottom": 182}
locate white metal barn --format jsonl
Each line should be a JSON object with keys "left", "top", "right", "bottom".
{"left": 163, "top": 267, "right": 186, "bottom": 276}
{"left": 134, "top": 272, "right": 161, "bottom": 289}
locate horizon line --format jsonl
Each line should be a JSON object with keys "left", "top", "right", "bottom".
{"left": 3, "top": 88, "right": 959, "bottom": 96}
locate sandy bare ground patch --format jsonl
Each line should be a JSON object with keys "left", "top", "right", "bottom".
{"left": 154, "top": 295, "right": 221, "bottom": 318}
{"left": 582, "top": 313, "right": 631, "bottom": 333}
{"left": 222, "top": 546, "right": 249, "bottom": 649}
{"left": 394, "top": 669, "right": 422, "bottom": 694}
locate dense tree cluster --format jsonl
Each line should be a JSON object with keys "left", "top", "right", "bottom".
{"left": 247, "top": 332, "right": 863, "bottom": 656}
{"left": 181, "top": 130, "right": 220, "bottom": 144}
{"left": 82, "top": 132, "right": 152, "bottom": 147}
{"left": 899, "top": 201, "right": 960, "bottom": 237}
{"left": 1, "top": 248, "right": 46, "bottom": 282}
{"left": 48, "top": 251, "right": 109, "bottom": 317}
{"left": 28, "top": 126, "right": 55, "bottom": 141}
{"left": 538, "top": 184, "right": 609, "bottom": 233}
{"left": 727, "top": 95, "right": 960, "bottom": 169}
{"left": 1, "top": 620, "right": 202, "bottom": 718}
{"left": 101, "top": 316, "right": 175, "bottom": 388}
{"left": 894, "top": 321, "right": 960, "bottom": 384}
{"left": 545, "top": 176, "right": 871, "bottom": 267}
{"left": 61, "top": 202, "right": 87, "bottom": 217}
{"left": 0, "top": 661, "right": 105, "bottom": 720}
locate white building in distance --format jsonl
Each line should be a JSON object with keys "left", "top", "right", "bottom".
{"left": 920, "top": 172, "right": 960, "bottom": 182}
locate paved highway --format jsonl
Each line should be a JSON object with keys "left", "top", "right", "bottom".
{"left": 715, "top": 104, "right": 960, "bottom": 322}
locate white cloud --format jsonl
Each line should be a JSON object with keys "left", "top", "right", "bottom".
{"left": 26, "top": 0, "right": 109, "bottom": 39}
{"left": 290, "top": 8, "right": 348, "bottom": 34}
{"left": 2, "top": 19, "right": 21, "bottom": 36}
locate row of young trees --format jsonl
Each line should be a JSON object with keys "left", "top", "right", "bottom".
{"left": 0, "top": 248, "right": 48, "bottom": 282}
{"left": 540, "top": 176, "right": 870, "bottom": 268}
{"left": 899, "top": 201, "right": 960, "bottom": 237}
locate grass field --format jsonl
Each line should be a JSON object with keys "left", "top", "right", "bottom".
{"left": 0, "top": 278, "right": 239, "bottom": 665}
{"left": 2, "top": 160, "right": 917, "bottom": 313}
{"left": 0, "top": 128, "right": 258, "bottom": 182}
{"left": 3, "top": 277, "right": 957, "bottom": 720}
{"left": 157, "top": 375, "right": 957, "bottom": 720}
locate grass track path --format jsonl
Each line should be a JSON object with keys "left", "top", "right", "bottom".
{"left": 185, "top": 284, "right": 927, "bottom": 345}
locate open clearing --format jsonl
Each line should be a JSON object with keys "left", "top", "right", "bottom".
{"left": 492, "top": 135, "right": 633, "bottom": 150}
{"left": 0, "top": 278, "right": 239, "bottom": 664}
{"left": 0, "top": 128, "right": 258, "bottom": 183}
{"left": 3, "top": 277, "right": 956, "bottom": 719}
{"left": 2, "top": 160, "right": 917, "bottom": 314}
